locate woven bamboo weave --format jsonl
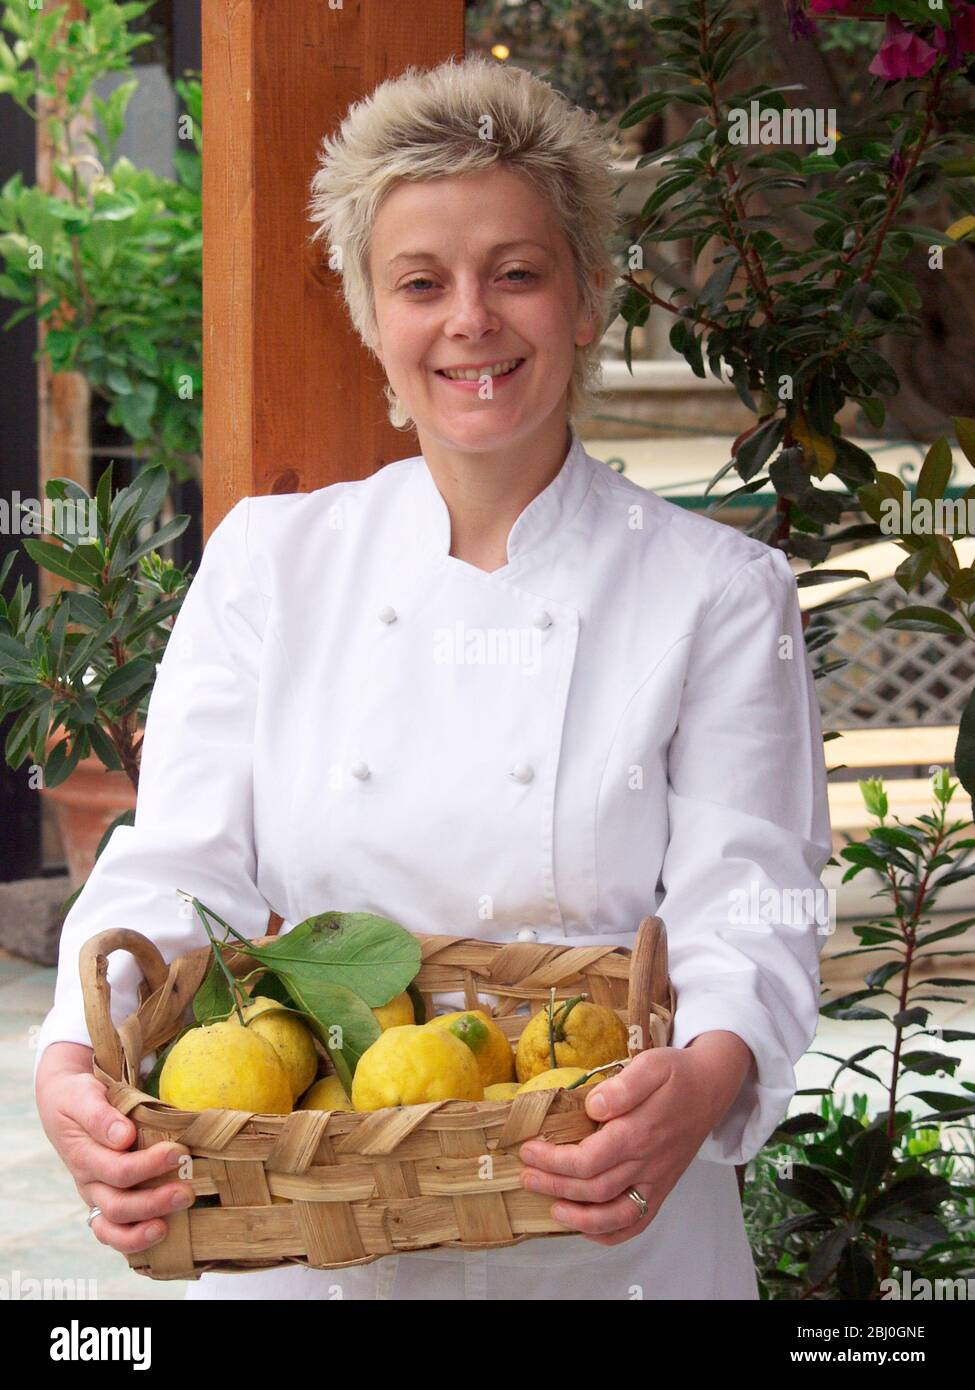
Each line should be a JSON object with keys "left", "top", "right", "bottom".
{"left": 78, "top": 915, "right": 675, "bottom": 1280}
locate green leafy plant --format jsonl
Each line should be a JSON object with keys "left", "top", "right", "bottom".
{"left": 0, "top": 0, "right": 203, "bottom": 482}
{"left": 614, "top": 0, "right": 975, "bottom": 787}
{"left": 0, "top": 461, "right": 190, "bottom": 798}
{"left": 752, "top": 767, "right": 975, "bottom": 1297}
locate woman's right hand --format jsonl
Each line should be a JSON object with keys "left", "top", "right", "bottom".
{"left": 35, "top": 1041, "right": 195, "bottom": 1255}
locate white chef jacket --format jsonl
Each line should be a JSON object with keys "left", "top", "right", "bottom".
{"left": 35, "top": 424, "right": 833, "bottom": 1300}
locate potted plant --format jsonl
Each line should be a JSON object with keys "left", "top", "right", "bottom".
{"left": 0, "top": 0, "right": 204, "bottom": 486}
{"left": 748, "top": 767, "right": 975, "bottom": 1298}
{"left": 0, "top": 461, "right": 190, "bottom": 903}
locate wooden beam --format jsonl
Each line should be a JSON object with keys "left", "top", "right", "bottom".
{"left": 828, "top": 726, "right": 958, "bottom": 771}
{"left": 202, "top": 0, "right": 464, "bottom": 538}
{"left": 35, "top": 0, "right": 92, "bottom": 606}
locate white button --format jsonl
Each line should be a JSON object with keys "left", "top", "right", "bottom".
{"left": 350, "top": 761, "right": 371, "bottom": 780}
{"left": 516, "top": 927, "right": 538, "bottom": 943}
{"left": 378, "top": 605, "right": 397, "bottom": 624}
{"left": 531, "top": 610, "right": 552, "bottom": 629}
{"left": 509, "top": 763, "right": 534, "bottom": 784}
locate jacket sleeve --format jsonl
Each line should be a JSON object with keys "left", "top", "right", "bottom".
{"left": 657, "top": 545, "right": 834, "bottom": 1166}
{"left": 33, "top": 496, "right": 273, "bottom": 1082}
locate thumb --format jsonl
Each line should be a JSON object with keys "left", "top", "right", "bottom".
{"left": 69, "top": 1073, "right": 135, "bottom": 1149}
{"left": 584, "top": 1051, "right": 664, "bottom": 1121}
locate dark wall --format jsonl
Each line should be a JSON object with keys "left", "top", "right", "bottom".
{"left": 0, "top": 94, "right": 41, "bottom": 881}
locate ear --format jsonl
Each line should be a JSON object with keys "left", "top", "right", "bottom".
{"left": 575, "top": 271, "right": 605, "bottom": 348}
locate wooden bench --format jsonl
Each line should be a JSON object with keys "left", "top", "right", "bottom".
{"left": 826, "top": 724, "right": 970, "bottom": 837}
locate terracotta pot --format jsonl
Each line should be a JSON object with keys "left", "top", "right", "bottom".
{"left": 41, "top": 730, "right": 138, "bottom": 893}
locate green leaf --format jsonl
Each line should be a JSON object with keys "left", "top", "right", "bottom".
{"left": 126, "top": 515, "right": 190, "bottom": 568}
{"left": 736, "top": 417, "right": 784, "bottom": 482}
{"left": 250, "top": 972, "right": 297, "bottom": 1007}
{"left": 272, "top": 972, "right": 378, "bottom": 1095}
{"left": 98, "top": 655, "right": 156, "bottom": 706}
{"left": 777, "top": 1164, "right": 848, "bottom": 1216}
{"left": 194, "top": 949, "right": 237, "bottom": 1025}
{"left": 20, "top": 538, "right": 86, "bottom": 585}
{"left": 862, "top": 1171, "right": 951, "bottom": 1217}
{"left": 42, "top": 733, "right": 83, "bottom": 790}
{"left": 883, "top": 606, "right": 965, "bottom": 636}
{"left": 898, "top": 1049, "right": 961, "bottom": 1076}
{"left": 864, "top": 1212, "right": 946, "bottom": 1247}
{"left": 807, "top": 1222, "right": 857, "bottom": 1285}
{"left": 87, "top": 722, "right": 124, "bottom": 772}
{"left": 126, "top": 464, "right": 170, "bottom": 526}
{"left": 916, "top": 917, "right": 975, "bottom": 948}
{"left": 956, "top": 691, "right": 975, "bottom": 800}
{"left": 250, "top": 912, "right": 421, "bottom": 1007}
{"left": 915, "top": 437, "right": 953, "bottom": 503}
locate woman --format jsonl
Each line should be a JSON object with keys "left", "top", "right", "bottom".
{"left": 34, "top": 55, "right": 833, "bottom": 1300}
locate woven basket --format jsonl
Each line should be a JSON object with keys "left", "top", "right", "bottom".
{"left": 79, "top": 914, "right": 675, "bottom": 1280}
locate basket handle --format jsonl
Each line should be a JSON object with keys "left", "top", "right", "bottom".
{"left": 79, "top": 929, "right": 169, "bottom": 1084}
{"left": 626, "top": 914, "right": 670, "bottom": 1053}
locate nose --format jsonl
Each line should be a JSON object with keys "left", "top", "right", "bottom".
{"left": 442, "top": 275, "right": 502, "bottom": 340}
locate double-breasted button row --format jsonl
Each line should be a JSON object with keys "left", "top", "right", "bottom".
{"left": 348, "top": 761, "right": 535, "bottom": 784}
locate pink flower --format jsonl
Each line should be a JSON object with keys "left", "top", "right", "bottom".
{"left": 808, "top": 0, "right": 855, "bottom": 11}
{"left": 869, "top": 15, "right": 940, "bottom": 79}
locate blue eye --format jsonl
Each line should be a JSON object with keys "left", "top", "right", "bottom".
{"left": 400, "top": 269, "right": 538, "bottom": 294}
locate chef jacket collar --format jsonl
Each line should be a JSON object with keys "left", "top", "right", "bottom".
{"left": 409, "top": 423, "right": 596, "bottom": 572}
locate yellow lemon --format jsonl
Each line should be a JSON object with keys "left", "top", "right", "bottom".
{"left": 159, "top": 1021, "right": 292, "bottom": 1114}
{"left": 351, "top": 1024, "right": 483, "bottom": 1111}
{"left": 484, "top": 1082, "right": 521, "bottom": 1101}
{"left": 515, "top": 997, "right": 629, "bottom": 1084}
{"left": 373, "top": 990, "right": 416, "bottom": 1030}
{"left": 517, "top": 1067, "right": 603, "bottom": 1093}
{"left": 231, "top": 997, "right": 318, "bottom": 1101}
{"left": 297, "top": 1074, "right": 355, "bottom": 1112}
{"left": 426, "top": 1009, "right": 515, "bottom": 1087}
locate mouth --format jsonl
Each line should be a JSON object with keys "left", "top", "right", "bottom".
{"left": 434, "top": 358, "right": 526, "bottom": 387}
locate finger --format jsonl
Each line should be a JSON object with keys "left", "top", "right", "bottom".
{"left": 89, "top": 1213, "right": 171, "bottom": 1256}
{"left": 519, "top": 1114, "right": 645, "bottom": 1178}
{"left": 70, "top": 1137, "right": 189, "bottom": 1190}
{"left": 85, "top": 1179, "right": 195, "bottom": 1227}
{"left": 521, "top": 1157, "right": 642, "bottom": 1205}
{"left": 549, "top": 1185, "right": 656, "bottom": 1237}
{"left": 583, "top": 1053, "right": 671, "bottom": 1122}
{"left": 59, "top": 1074, "right": 137, "bottom": 1152}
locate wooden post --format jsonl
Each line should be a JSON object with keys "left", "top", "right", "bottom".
{"left": 201, "top": 0, "right": 464, "bottom": 539}
{"left": 35, "top": 0, "right": 92, "bottom": 607}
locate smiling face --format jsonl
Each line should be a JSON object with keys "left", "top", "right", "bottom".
{"left": 367, "top": 166, "right": 600, "bottom": 457}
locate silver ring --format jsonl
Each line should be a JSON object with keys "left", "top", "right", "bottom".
{"left": 86, "top": 1205, "right": 102, "bottom": 1229}
{"left": 627, "top": 1187, "right": 648, "bottom": 1219}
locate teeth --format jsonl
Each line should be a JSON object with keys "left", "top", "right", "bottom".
{"left": 440, "top": 359, "right": 522, "bottom": 381}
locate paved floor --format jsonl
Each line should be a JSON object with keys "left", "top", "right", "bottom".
{"left": 4, "top": 946, "right": 972, "bottom": 1301}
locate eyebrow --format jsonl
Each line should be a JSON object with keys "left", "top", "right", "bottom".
{"left": 387, "top": 239, "right": 550, "bottom": 268}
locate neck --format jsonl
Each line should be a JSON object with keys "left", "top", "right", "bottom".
{"left": 419, "top": 418, "right": 574, "bottom": 573}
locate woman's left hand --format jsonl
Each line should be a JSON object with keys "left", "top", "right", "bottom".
{"left": 516, "top": 1041, "right": 744, "bottom": 1245}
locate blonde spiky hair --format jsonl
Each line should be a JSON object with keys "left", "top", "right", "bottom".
{"left": 306, "top": 54, "right": 625, "bottom": 431}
